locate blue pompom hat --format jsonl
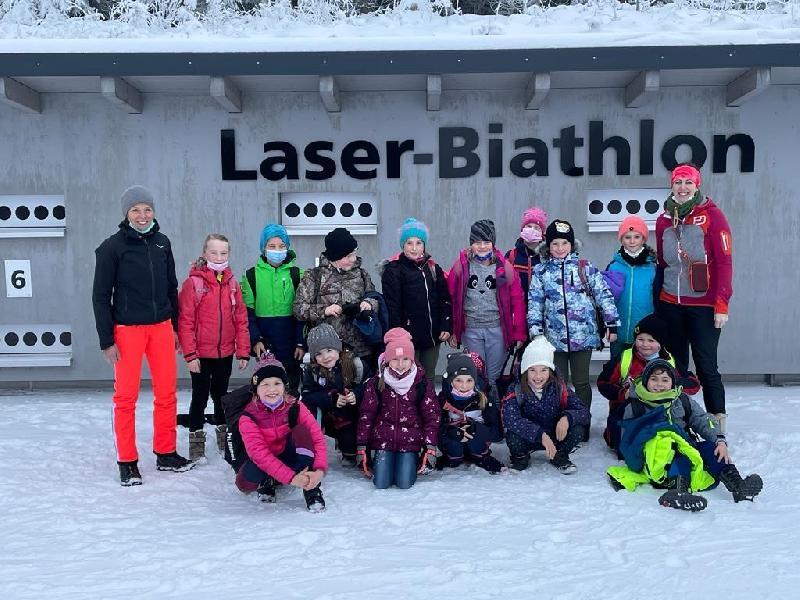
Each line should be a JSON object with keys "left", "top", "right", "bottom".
{"left": 259, "top": 223, "right": 290, "bottom": 253}
{"left": 398, "top": 217, "right": 429, "bottom": 249}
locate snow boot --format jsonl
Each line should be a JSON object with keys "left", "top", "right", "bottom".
{"left": 118, "top": 461, "right": 142, "bottom": 486}
{"left": 189, "top": 430, "right": 206, "bottom": 463}
{"left": 719, "top": 464, "right": 763, "bottom": 503}
{"left": 472, "top": 454, "right": 504, "bottom": 474}
{"left": 436, "top": 455, "right": 462, "bottom": 470}
{"left": 303, "top": 485, "right": 326, "bottom": 512}
{"left": 257, "top": 477, "right": 277, "bottom": 503}
{"left": 215, "top": 424, "right": 227, "bottom": 455}
{"left": 155, "top": 451, "right": 195, "bottom": 472}
{"left": 340, "top": 453, "right": 357, "bottom": 468}
{"left": 550, "top": 452, "right": 577, "bottom": 475}
{"left": 714, "top": 413, "right": 727, "bottom": 435}
{"left": 608, "top": 473, "right": 625, "bottom": 491}
{"left": 658, "top": 476, "right": 707, "bottom": 512}
{"left": 510, "top": 454, "right": 530, "bottom": 471}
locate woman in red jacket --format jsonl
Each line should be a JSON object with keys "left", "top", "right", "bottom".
{"left": 655, "top": 164, "right": 733, "bottom": 432}
{"left": 178, "top": 234, "right": 250, "bottom": 461}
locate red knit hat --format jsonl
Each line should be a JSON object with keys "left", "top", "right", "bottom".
{"left": 670, "top": 165, "right": 701, "bottom": 187}
{"left": 618, "top": 216, "right": 649, "bottom": 242}
{"left": 383, "top": 327, "right": 414, "bottom": 360}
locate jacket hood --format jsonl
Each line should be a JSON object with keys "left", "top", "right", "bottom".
{"left": 536, "top": 238, "right": 584, "bottom": 260}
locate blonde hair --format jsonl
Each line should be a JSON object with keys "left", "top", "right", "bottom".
{"left": 315, "top": 348, "right": 358, "bottom": 389}
{"left": 203, "top": 233, "right": 230, "bottom": 252}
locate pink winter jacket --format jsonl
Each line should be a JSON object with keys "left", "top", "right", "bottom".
{"left": 177, "top": 264, "right": 250, "bottom": 361}
{"left": 239, "top": 396, "right": 328, "bottom": 485}
{"left": 447, "top": 247, "right": 527, "bottom": 346}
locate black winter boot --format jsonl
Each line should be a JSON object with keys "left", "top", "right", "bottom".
{"left": 719, "top": 464, "right": 763, "bottom": 503}
{"left": 509, "top": 454, "right": 530, "bottom": 471}
{"left": 257, "top": 477, "right": 277, "bottom": 503}
{"left": 155, "top": 451, "right": 195, "bottom": 472}
{"left": 118, "top": 461, "right": 142, "bottom": 486}
{"left": 658, "top": 475, "right": 707, "bottom": 512}
{"left": 303, "top": 485, "right": 326, "bottom": 512}
{"left": 472, "top": 454, "right": 504, "bottom": 474}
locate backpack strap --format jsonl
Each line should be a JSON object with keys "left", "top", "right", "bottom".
{"left": 190, "top": 275, "right": 206, "bottom": 307}
{"left": 245, "top": 267, "right": 257, "bottom": 303}
{"left": 289, "top": 266, "right": 301, "bottom": 290}
{"left": 620, "top": 348, "right": 633, "bottom": 381}
{"left": 560, "top": 381, "right": 568, "bottom": 411}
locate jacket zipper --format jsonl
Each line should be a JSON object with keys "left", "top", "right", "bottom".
{"left": 420, "top": 264, "right": 435, "bottom": 346}
{"left": 626, "top": 263, "right": 634, "bottom": 336}
{"left": 561, "top": 261, "right": 571, "bottom": 350}
{"left": 217, "top": 276, "right": 223, "bottom": 358}
{"left": 143, "top": 238, "right": 157, "bottom": 321}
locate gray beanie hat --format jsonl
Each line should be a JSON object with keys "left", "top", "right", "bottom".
{"left": 121, "top": 185, "right": 155, "bottom": 217}
{"left": 307, "top": 323, "right": 342, "bottom": 357}
{"left": 469, "top": 219, "right": 496, "bottom": 245}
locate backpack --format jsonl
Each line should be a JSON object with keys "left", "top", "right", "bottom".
{"left": 190, "top": 274, "right": 240, "bottom": 316}
{"left": 221, "top": 385, "right": 300, "bottom": 472}
{"left": 245, "top": 265, "right": 301, "bottom": 303}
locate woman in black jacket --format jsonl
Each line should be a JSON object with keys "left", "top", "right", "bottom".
{"left": 380, "top": 218, "right": 452, "bottom": 381}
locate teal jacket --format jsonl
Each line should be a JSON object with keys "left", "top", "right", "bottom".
{"left": 606, "top": 250, "right": 656, "bottom": 345}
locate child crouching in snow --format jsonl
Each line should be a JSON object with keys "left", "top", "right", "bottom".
{"left": 502, "top": 336, "right": 590, "bottom": 474}
{"left": 608, "top": 359, "right": 762, "bottom": 512}
{"left": 438, "top": 352, "right": 504, "bottom": 473}
{"left": 235, "top": 359, "right": 328, "bottom": 512}
{"left": 356, "top": 328, "right": 440, "bottom": 489}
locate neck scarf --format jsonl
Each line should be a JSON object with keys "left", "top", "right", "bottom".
{"left": 665, "top": 190, "right": 703, "bottom": 223}
{"left": 383, "top": 364, "right": 418, "bottom": 396}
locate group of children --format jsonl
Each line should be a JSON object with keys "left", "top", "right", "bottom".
{"left": 173, "top": 201, "right": 760, "bottom": 513}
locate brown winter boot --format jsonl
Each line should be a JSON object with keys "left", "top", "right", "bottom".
{"left": 189, "top": 430, "right": 206, "bottom": 462}
{"left": 215, "top": 424, "right": 227, "bottom": 455}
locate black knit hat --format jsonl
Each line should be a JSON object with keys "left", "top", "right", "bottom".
{"left": 324, "top": 227, "right": 358, "bottom": 262}
{"left": 251, "top": 361, "right": 288, "bottom": 391}
{"left": 641, "top": 358, "right": 676, "bottom": 388}
{"left": 444, "top": 352, "right": 478, "bottom": 385}
{"left": 545, "top": 219, "right": 575, "bottom": 246}
{"left": 633, "top": 314, "right": 670, "bottom": 351}
{"left": 469, "top": 219, "right": 496, "bottom": 245}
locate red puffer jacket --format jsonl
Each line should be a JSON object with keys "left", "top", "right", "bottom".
{"left": 178, "top": 263, "right": 250, "bottom": 361}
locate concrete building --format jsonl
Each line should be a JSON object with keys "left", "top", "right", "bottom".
{"left": 1, "top": 44, "right": 798, "bottom": 384}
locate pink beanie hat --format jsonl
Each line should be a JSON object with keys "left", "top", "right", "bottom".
{"left": 618, "top": 216, "right": 649, "bottom": 242}
{"left": 383, "top": 327, "right": 415, "bottom": 360}
{"left": 520, "top": 206, "right": 548, "bottom": 231}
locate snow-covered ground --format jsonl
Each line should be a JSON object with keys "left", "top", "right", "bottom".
{"left": 1, "top": 3, "right": 799, "bottom": 50}
{"left": 0, "top": 383, "right": 797, "bottom": 599}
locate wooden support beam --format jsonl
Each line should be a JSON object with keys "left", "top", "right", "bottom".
{"left": 100, "top": 76, "right": 142, "bottom": 114}
{"left": 427, "top": 74, "right": 441, "bottom": 111}
{"left": 210, "top": 76, "right": 242, "bottom": 113}
{"left": 524, "top": 73, "right": 550, "bottom": 110}
{"left": 319, "top": 75, "right": 340, "bottom": 113}
{"left": 625, "top": 70, "right": 660, "bottom": 108}
{"left": 0, "top": 77, "right": 41, "bottom": 114}
{"left": 726, "top": 67, "right": 771, "bottom": 107}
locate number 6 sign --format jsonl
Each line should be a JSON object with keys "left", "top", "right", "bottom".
{"left": 5, "top": 260, "right": 32, "bottom": 297}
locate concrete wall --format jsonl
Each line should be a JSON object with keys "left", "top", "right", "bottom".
{"left": 1, "top": 83, "right": 798, "bottom": 381}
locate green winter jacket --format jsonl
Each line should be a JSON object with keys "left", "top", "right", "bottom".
{"left": 241, "top": 252, "right": 304, "bottom": 318}
{"left": 607, "top": 430, "right": 716, "bottom": 492}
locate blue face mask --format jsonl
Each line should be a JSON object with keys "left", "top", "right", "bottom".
{"left": 265, "top": 249, "right": 287, "bottom": 264}
{"left": 475, "top": 250, "right": 493, "bottom": 260}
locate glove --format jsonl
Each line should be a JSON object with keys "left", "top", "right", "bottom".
{"left": 356, "top": 309, "right": 374, "bottom": 323}
{"left": 342, "top": 302, "right": 361, "bottom": 319}
{"left": 356, "top": 446, "right": 371, "bottom": 478}
{"left": 418, "top": 445, "right": 437, "bottom": 475}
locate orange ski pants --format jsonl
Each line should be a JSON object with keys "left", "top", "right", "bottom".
{"left": 112, "top": 320, "right": 177, "bottom": 462}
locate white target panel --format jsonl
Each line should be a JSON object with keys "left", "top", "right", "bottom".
{"left": 281, "top": 192, "right": 377, "bottom": 236}
{"left": 586, "top": 189, "right": 668, "bottom": 233}
{"left": 0, "top": 324, "right": 72, "bottom": 367}
{"left": 0, "top": 195, "right": 66, "bottom": 238}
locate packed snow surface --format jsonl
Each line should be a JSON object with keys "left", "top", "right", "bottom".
{"left": 0, "top": 383, "right": 797, "bottom": 599}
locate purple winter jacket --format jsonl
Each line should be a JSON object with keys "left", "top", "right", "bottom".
{"left": 357, "top": 364, "right": 440, "bottom": 452}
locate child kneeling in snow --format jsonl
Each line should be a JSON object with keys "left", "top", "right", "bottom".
{"left": 608, "top": 359, "right": 762, "bottom": 512}
{"left": 235, "top": 359, "right": 328, "bottom": 512}
{"left": 502, "top": 336, "right": 590, "bottom": 474}
{"left": 356, "top": 328, "right": 440, "bottom": 489}
{"left": 438, "top": 352, "right": 504, "bottom": 473}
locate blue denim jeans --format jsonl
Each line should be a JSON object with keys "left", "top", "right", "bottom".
{"left": 372, "top": 450, "right": 418, "bottom": 490}
{"left": 668, "top": 439, "right": 726, "bottom": 481}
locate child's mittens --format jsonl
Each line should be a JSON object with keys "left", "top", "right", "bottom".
{"left": 446, "top": 422, "right": 475, "bottom": 442}
{"left": 418, "top": 445, "right": 437, "bottom": 475}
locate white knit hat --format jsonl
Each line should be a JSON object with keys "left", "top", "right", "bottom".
{"left": 520, "top": 336, "right": 556, "bottom": 374}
